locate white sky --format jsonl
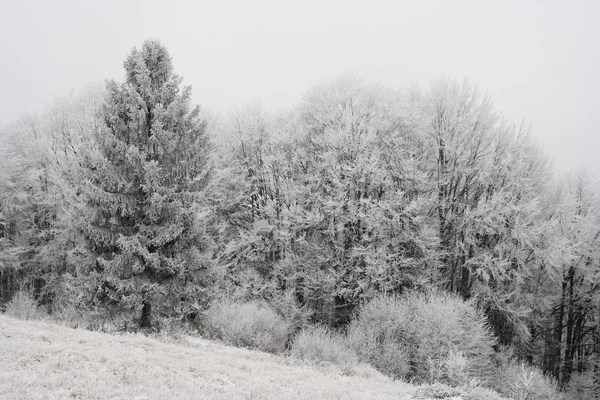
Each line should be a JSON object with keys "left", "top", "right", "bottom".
{"left": 1, "top": 0, "right": 598, "bottom": 174}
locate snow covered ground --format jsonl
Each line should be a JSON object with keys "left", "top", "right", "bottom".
{"left": 0, "top": 315, "right": 425, "bottom": 399}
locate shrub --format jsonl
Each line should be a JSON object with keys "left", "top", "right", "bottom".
{"left": 566, "top": 369, "right": 600, "bottom": 400}
{"left": 49, "top": 278, "right": 128, "bottom": 332}
{"left": 415, "top": 382, "right": 462, "bottom": 399}
{"left": 346, "top": 295, "right": 411, "bottom": 379}
{"left": 49, "top": 278, "right": 88, "bottom": 327}
{"left": 4, "top": 291, "right": 46, "bottom": 320}
{"left": 291, "top": 325, "right": 358, "bottom": 366}
{"left": 203, "top": 300, "right": 291, "bottom": 354}
{"left": 269, "top": 290, "right": 313, "bottom": 333}
{"left": 348, "top": 291, "right": 496, "bottom": 385}
{"left": 416, "top": 382, "right": 507, "bottom": 400}
{"left": 442, "top": 348, "right": 470, "bottom": 387}
{"left": 461, "top": 386, "right": 506, "bottom": 400}
{"left": 495, "top": 362, "right": 564, "bottom": 400}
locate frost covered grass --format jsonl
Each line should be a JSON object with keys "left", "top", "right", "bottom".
{"left": 0, "top": 314, "right": 424, "bottom": 399}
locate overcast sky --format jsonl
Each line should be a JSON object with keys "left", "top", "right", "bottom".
{"left": 1, "top": 0, "right": 598, "bottom": 174}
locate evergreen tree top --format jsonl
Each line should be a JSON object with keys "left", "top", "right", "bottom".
{"left": 124, "top": 40, "right": 174, "bottom": 97}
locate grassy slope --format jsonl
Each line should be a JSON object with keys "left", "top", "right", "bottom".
{"left": 0, "top": 315, "right": 422, "bottom": 400}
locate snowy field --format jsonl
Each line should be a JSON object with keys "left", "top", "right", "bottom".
{"left": 0, "top": 315, "right": 427, "bottom": 400}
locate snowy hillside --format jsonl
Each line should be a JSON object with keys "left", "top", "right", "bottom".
{"left": 0, "top": 315, "right": 430, "bottom": 400}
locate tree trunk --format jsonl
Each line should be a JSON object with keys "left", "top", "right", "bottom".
{"left": 561, "top": 267, "right": 575, "bottom": 387}
{"left": 139, "top": 300, "right": 152, "bottom": 330}
{"left": 459, "top": 263, "right": 470, "bottom": 299}
{"left": 545, "top": 276, "right": 566, "bottom": 380}
{"left": 0, "top": 269, "right": 4, "bottom": 305}
{"left": 459, "top": 246, "right": 473, "bottom": 299}
{"left": 594, "top": 326, "right": 600, "bottom": 394}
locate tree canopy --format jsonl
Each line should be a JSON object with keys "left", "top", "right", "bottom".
{"left": 0, "top": 42, "right": 598, "bottom": 394}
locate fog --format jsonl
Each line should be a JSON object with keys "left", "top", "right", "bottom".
{"left": 1, "top": 0, "right": 598, "bottom": 173}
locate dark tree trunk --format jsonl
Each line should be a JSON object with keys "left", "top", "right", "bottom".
{"left": 543, "top": 325, "right": 554, "bottom": 373}
{"left": 572, "top": 310, "right": 585, "bottom": 374}
{"left": 0, "top": 269, "right": 4, "bottom": 305}
{"left": 139, "top": 300, "right": 152, "bottom": 330}
{"left": 562, "top": 267, "right": 576, "bottom": 387}
{"left": 459, "top": 263, "right": 470, "bottom": 299}
{"left": 545, "top": 276, "right": 566, "bottom": 380}
{"left": 594, "top": 323, "right": 600, "bottom": 392}
{"left": 459, "top": 246, "right": 473, "bottom": 299}
{"left": 552, "top": 302, "right": 565, "bottom": 380}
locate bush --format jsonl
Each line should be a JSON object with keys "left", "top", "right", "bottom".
{"left": 460, "top": 386, "right": 506, "bottom": 400}
{"left": 566, "top": 369, "right": 600, "bottom": 400}
{"left": 269, "top": 290, "right": 313, "bottom": 333}
{"left": 4, "top": 291, "right": 46, "bottom": 320}
{"left": 346, "top": 295, "right": 412, "bottom": 379}
{"left": 495, "top": 362, "right": 564, "bottom": 400}
{"left": 442, "top": 348, "right": 471, "bottom": 387}
{"left": 348, "top": 291, "right": 496, "bottom": 385}
{"left": 203, "top": 300, "right": 291, "bottom": 354}
{"left": 49, "top": 277, "right": 127, "bottom": 332}
{"left": 291, "top": 325, "right": 358, "bottom": 366}
{"left": 415, "top": 382, "right": 462, "bottom": 399}
{"left": 49, "top": 278, "right": 88, "bottom": 327}
{"left": 415, "top": 382, "right": 507, "bottom": 400}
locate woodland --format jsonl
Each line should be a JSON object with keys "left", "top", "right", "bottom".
{"left": 0, "top": 40, "right": 598, "bottom": 399}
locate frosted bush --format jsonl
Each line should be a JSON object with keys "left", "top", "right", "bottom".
{"left": 460, "top": 386, "right": 506, "bottom": 400}
{"left": 347, "top": 295, "right": 411, "bottom": 379}
{"left": 5, "top": 291, "right": 46, "bottom": 320}
{"left": 204, "top": 300, "right": 291, "bottom": 354}
{"left": 348, "top": 291, "right": 496, "bottom": 385}
{"left": 496, "top": 362, "right": 564, "bottom": 400}
{"left": 416, "top": 382, "right": 506, "bottom": 400}
{"left": 566, "top": 369, "right": 600, "bottom": 400}
{"left": 291, "top": 325, "right": 358, "bottom": 366}
{"left": 443, "top": 348, "right": 471, "bottom": 387}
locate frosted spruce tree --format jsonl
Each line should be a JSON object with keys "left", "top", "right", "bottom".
{"left": 77, "top": 40, "right": 212, "bottom": 330}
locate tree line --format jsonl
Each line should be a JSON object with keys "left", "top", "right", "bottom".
{"left": 0, "top": 40, "right": 598, "bottom": 390}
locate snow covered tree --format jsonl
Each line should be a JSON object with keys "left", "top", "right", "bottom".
{"left": 0, "top": 121, "right": 33, "bottom": 305}
{"left": 77, "top": 40, "right": 212, "bottom": 330}
{"left": 0, "top": 113, "right": 62, "bottom": 306}
{"left": 210, "top": 77, "right": 437, "bottom": 326}
{"left": 420, "top": 78, "right": 570, "bottom": 347}
{"left": 0, "top": 85, "right": 103, "bottom": 310}
{"left": 539, "top": 171, "right": 600, "bottom": 386}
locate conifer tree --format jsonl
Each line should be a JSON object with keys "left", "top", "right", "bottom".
{"left": 77, "top": 40, "right": 212, "bottom": 329}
